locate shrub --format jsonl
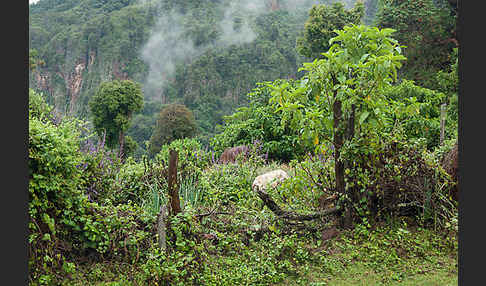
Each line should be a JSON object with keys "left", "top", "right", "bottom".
{"left": 29, "top": 95, "right": 156, "bottom": 285}
{"left": 29, "top": 114, "right": 87, "bottom": 283}
{"left": 383, "top": 79, "right": 446, "bottom": 149}
{"left": 211, "top": 82, "right": 310, "bottom": 162}
{"left": 29, "top": 89, "right": 56, "bottom": 123}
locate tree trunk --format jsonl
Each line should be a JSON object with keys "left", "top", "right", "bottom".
{"left": 342, "top": 104, "right": 355, "bottom": 228}
{"left": 333, "top": 98, "right": 348, "bottom": 228}
{"left": 118, "top": 131, "right": 125, "bottom": 158}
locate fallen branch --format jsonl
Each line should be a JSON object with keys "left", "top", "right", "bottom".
{"left": 195, "top": 211, "right": 232, "bottom": 219}
{"left": 279, "top": 207, "right": 339, "bottom": 221}
{"left": 256, "top": 189, "right": 339, "bottom": 221}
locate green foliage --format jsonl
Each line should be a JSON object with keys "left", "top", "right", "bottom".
{"left": 375, "top": 0, "right": 457, "bottom": 88}
{"left": 340, "top": 132, "right": 456, "bottom": 225}
{"left": 272, "top": 24, "right": 406, "bottom": 154}
{"left": 211, "top": 81, "right": 311, "bottom": 162}
{"left": 29, "top": 89, "right": 54, "bottom": 123}
{"left": 434, "top": 47, "right": 458, "bottom": 141}
{"left": 165, "top": 8, "right": 311, "bottom": 136}
{"left": 151, "top": 138, "right": 212, "bottom": 210}
{"left": 383, "top": 79, "right": 446, "bottom": 149}
{"left": 278, "top": 153, "right": 335, "bottom": 209}
{"left": 29, "top": 49, "right": 45, "bottom": 72}
{"left": 155, "top": 138, "right": 210, "bottom": 176}
{"left": 122, "top": 135, "right": 138, "bottom": 158}
{"left": 149, "top": 104, "right": 198, "bottom": 157}
{"left": 28, "top": 94, "right": 155, "bottom": 285}
{"left": 315, "top": 220, "right": 457, "bottom": 285}
{"left": 89, "top": 79, "right": 144, "bottom": 149}
{"left": 269, "top": 24, "right": 456, "bottom": 226}
{"left": 296, "top": 1, "right": 364, "bottom": 59}
{"left": 29, "top": 108, "right": 87, "bottom": 283}
{"left": 126, "top": 100, "right": 163, "bottom": 157}
{"left": 29, "top": 0, "right": 158, "bottom": 117}
{"left": 29, "top": 2, "right": 458, "bottom": 284}
{"left": 198, "top": 159, "right": 259, "bottom": 207}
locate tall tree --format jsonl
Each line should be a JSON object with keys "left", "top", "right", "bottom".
{"left": 89, "top": 80, "right": 143, "bottom": 155}
{"left": 149, "top": 103, "right": 198, "bottom": 156}
{"left": 296, "top": 1, "right": 364, "bottom": 60}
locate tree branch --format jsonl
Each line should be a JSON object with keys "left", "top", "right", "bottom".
{"left": 255, "top": 189, "right": 339, "bottom": 221}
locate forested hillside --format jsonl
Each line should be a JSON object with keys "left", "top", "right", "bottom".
{"left": 28, "top": 0, "right": 459, "bottom": 285}
{"left": 29, "top": 0, "right": 381, "bottom": 149}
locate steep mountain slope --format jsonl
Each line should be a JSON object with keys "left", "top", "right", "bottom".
{"left": 29, "top": 0, "right": 377, "bottom": 145}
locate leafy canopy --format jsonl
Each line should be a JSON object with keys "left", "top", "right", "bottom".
{"left": 272, "top": 24, "right": 407, "bottom": 150}
{"left": 296, "top": 1, "right": 364, "bottom": 59}
{"left": 89, "top": 79, "right": 143, "bottom": 149}
{"left": 148, "top": 103, "right": 198, "bottom": 156}
{"left": 211, "top": 81, "right": 311, "bottom": 162}
{"left": 375, "top": 0, "right": 457, "bottom": 88}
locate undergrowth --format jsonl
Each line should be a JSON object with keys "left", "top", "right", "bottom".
{"left": 28, "top": 89, "right": 457, "bottom": 285}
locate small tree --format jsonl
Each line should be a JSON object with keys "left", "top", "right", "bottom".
{"left": 89, "top": 80, "right": 144, "bottom": 155}
{"left": 296, "top": 1, "right": 364, "bottom": 60}
{"left": 271, "top": 24, "right": 406, "bottom": 228}
{"left": 149, "top": 103, "right": 197, "bottom": 156}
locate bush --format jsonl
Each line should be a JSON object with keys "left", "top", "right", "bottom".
{"left": 29, "top": 89, "right": 56, "bottom": 123}
{"left": 198, "top": 142, "right": 266, "bottom": 208}
{"left": 29, "top": 114, "right": 88, "bottom": 283}
{"left": 383, "top": 79, "right": 446, "bottom": 149}
{"left": 29, "top": 95, "right": 156, "bottom": 285}
{"left": 339, "top": 131, "right": 457, "bottom": 227}
{"left": 211, "top": 82, "right": 310, "bottom": 162}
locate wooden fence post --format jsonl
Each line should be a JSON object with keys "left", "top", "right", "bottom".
{"left": 157, "top": 205, "right": 168, "bottom": 251}
{"left": 168, "top": 149, "right": 181, "bottom": 215}
{"left": 440, "top": 103, "right": 447, "bottom": 146}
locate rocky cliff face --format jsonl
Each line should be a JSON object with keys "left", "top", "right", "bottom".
{"left": 66, "top": 62, "right": 86, "bottom": 113}
{"left": 30, "top": 50, "right": 133, "bottom": 117}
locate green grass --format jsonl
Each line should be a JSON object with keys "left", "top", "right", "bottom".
{"left": 278, "top": 257, "right": 457, "bottom": 286}
{"left": 62, "top": 219, "right": 457, "bottom": 286}
{"left": 275, "top": 221, "right": 457, "bottom": 286}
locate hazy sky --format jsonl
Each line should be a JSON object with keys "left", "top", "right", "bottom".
{"left": 29, "top": 0, "right": 40, "bottom": 4}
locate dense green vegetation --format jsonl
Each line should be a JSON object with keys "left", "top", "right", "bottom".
{"left": 148, "top": 103, "right": 198, "bottom": 156}
{"left": 28, "top": 0, "right": 458, "bottom": 285}
{"left": 375, "top": 0, "right": 458, "bottom": 88}
{"left": 296, "top": 1, "right": 364, "bottom": 59}
{"left": 89, "top": 79, "right": 143, "bottom": 153}
{"left": 29, "top": 0, "right": 373, "bottom": 149}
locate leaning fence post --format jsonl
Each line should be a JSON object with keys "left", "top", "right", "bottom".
{"left": 440, "top": 103, "right": 447, "bottom": 146}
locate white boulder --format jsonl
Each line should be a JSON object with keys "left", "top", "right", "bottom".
{"left": 252, "top": 169, "right": 290, "bottom": 192}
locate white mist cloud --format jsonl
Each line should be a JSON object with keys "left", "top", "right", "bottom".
{"left": 140, "top": 10, "right": 201, "bottom": 101}
{"left": 218, "top": 0, "right": 265, "bottom": 47}
{"left": 139, "top": 0, "right": 358, "bottom": 101}
{"left": 140, "top": 1, "right": 269, "bottom": 100}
